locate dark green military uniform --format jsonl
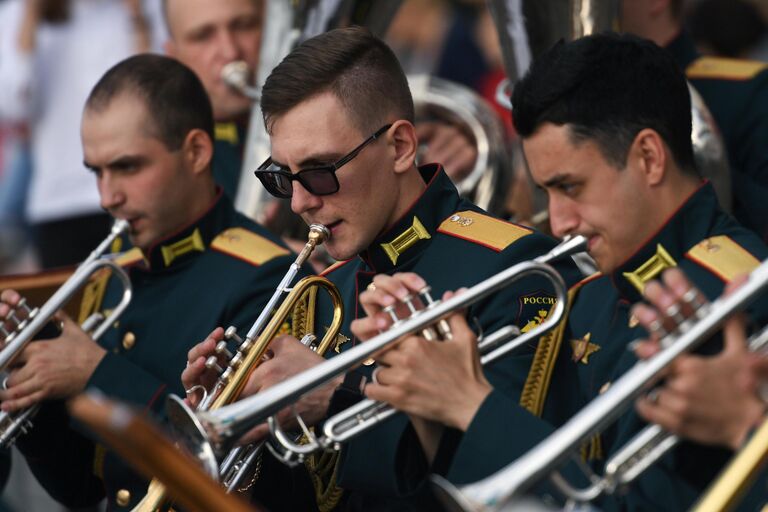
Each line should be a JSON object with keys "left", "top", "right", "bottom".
{"left": 301, "top": 165, "right": 582, "bottom": 510}
{"left": 212, "top": 122, "right": 247, "bottom": 199}
{"left": 15, "top": 191, "right": 306, "bottom": 510}
{"left": 413, "top": 183, "right": 767, "bottom": 510}
{"left": 668, "top": 31, "right": 768, "bottom": 241}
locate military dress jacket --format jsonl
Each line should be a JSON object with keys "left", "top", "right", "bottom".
{"left": 412, "top": 182, "right": 767, "bottom": 511}
{"left": 16, "top": 191, "right": 307, "bottom": 510}
{"left": 307, "top": 165, "right": 582, "bottom": 510}
{"left": 668, "top": 31, "right": 768, "bottom": 240}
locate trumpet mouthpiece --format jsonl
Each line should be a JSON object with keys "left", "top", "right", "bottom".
{"left": 221, "top": 61, "right": 249, "bottom": 89}
{"left": 308, "top": 224, "right": 331, "bottom": 244}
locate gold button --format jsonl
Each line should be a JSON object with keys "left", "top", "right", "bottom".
{"left": 366, "top": 282, "right": 376, "bottom": 292}
{"left": 599, "top": 381, "right": 611, "bottom": 394}
{"left": 122, "top": 332, "right": 136, "bottom": 350}
{"left": 115, "top": 489, "right": 131, "bottom": 507}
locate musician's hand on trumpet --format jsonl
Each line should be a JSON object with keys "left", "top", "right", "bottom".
{"left": 0, "top": 289, "right": 106, "bottom": 411}
{"left": 630, "top": 268, "right": 767, "bottom": 450}
{"left": 182, "top": 328, "right": 341, "bottom": 445}
{"left": 352, "top": 273, "right": 492, "bottom": 461}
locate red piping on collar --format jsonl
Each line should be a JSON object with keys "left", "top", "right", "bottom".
{"left": 611, "top": 179, "right": 707, "bottom": 273}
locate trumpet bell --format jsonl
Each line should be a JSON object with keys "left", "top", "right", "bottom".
{"left": 166, "top": 394, "right": 220, "bottom": 480}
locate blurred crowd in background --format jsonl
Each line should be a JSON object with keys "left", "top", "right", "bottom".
{"left": 1, "top": 0, "right": 767, "bottom": 277}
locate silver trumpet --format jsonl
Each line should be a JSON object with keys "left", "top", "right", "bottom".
{"left": 0, "top": 220, "right": 132, "bottom": 448}
{"left": 432, "top": 258, "right": 768, "bottom": 512}
{"left": 167, "top": 235, "right": 588, "bottom": 473}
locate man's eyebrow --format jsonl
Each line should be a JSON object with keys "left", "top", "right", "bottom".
{"left": 272, "top": 152, "right": 344, "bottom": 171}
{"left": 543, "top": 173, "right": 572, "bottom": 188}
{"left": 84, "top": 154, "right": 147, "bottom": 172}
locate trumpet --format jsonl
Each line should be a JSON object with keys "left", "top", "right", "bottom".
{"left": 0, "top": 219, "right": 132, "bottom": 448}
{"left": 432, "top": 258, "right": 768, "bottom": 512}
{"left": 167, "top": 235, "right": 588, "bottom": 472}
{"left": 135, "top": 224, "right": 343, "bottom": 511}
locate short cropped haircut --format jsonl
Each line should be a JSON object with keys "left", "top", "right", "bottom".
{"left": 512, "top": 32, "right": 697, "bottom": 175}
{"left": 261, "top": 26, "right": 414, "bottom": 135}
{"left": 85, "top": 54, "right": 214, "bottom": 150}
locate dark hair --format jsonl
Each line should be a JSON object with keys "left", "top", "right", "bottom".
{"left": 85, "top": 54, "right": 214, "bottom": 150}
{"left": 261, "top": 26, "right": 414, "bottom": 135}
{"left": 512, "top": 32, "right": 697, "bottom": 175}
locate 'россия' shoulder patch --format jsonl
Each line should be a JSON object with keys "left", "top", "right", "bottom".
{"left": 211, "top": 227, "right": 290, "bottom": 266}
{"left": 437, "top": 210, "right": 532, "bottom": 252}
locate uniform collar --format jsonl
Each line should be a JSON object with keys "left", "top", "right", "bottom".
{"left": 359, "top": 164, "right": 463, "bottom": 273}
{"left": 126, "top": 188, "right": 232, "bottom": 272}
{"left": 610, "top": 181, "right": 719, "bottom": 301}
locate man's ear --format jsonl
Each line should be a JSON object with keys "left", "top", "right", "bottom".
{"left": 629, "top": 128, "right": 667, "bottom": 186}
{"left": 390, "top": 120, "right": 418, "bottom": 174}
{"left": 182, "top": 129, "right": 213, "bottom": 175}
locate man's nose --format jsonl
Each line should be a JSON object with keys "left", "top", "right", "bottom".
{"left": 290, "top": 181, "right": 323, "bottom": 216}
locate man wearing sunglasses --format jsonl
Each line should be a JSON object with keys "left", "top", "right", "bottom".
{"left": 183, "top": 26, "right": 581, "bottom": 511}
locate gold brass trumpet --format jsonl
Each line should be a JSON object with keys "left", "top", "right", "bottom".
{"left": 0, "top": 219, "right": 132, "bottom": 448}
{"left": 166, "top": 235, "right": 587, "bottom": 471}
{"left": 134, "top": 224, "right": 343, "bottom": 511}
{"left": 432, "top": 258, "right": 768, "bottom": 512}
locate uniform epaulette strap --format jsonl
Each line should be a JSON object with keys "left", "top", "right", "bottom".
{"left": 686, "top": 235, "right": 760, "bottom": 282}
{"left": 687, "top": 56, "right": 768, "bottom": 81}
{"left": 211, "top": 227, "right": 290, "bottom": 266}
{"left": 319, "top": 259, "right": 352, "bottom": 277}
{"left": 114, "top": 247, "right": 145, "bottom": 267}
{"left": 437, "top": 210, "right": 532, "bottom": 252}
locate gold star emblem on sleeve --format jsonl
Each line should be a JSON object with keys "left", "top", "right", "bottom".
{"left": 570, "top": 332, "right": 600, "bottom": 364}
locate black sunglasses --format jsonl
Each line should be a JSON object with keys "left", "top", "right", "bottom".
{"left": 254, "top": 124, "right": 392, "bottom": 198}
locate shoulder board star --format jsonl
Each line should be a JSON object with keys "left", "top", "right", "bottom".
{"left": 211, "top": 227, "right": 290, "bottom": 266}
{"left": 437, "top": 210, "right": 532, "bottom": 252}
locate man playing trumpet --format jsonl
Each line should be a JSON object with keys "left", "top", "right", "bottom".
{"left": 351, "top": 32, "right": 768, "bottom": 509}
{"left": 182, "top": 26, "right": 582, "bottom": 511}
{"left": 0, "top": 54, "right": 304, "bottom": 510}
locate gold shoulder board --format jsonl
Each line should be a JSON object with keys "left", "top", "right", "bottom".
{"left": 686, "top": 235, "right": 760, "bottom": 282}
{"left": 437, "top": 210, "right": 532, "bottom": 251}
{"left": 114, "top": 247, "right": 145, "bottom": 267}
{"left": 687, "top": 56, "right": 768, "bottom": 81}
{"left": 211, "top": 227, "right": 290, "bottom": 266}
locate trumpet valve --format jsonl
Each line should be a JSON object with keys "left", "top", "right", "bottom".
{"left": 205, "top": 356, "right": 224, "bottom": 375}
{"left": 224, "top": 326, "right": 244, "bottom": 345}
{"left": 215, "top": 341, "right": 233, "bottom": 360}
{"left": 383, "top": 305, "right": 400, "bottom": 325}
{"left": 403, "top": 294, "right": 418, "bottom": 316}
{"left": 418, "top": 286, "right": 453, "bottom": 340}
